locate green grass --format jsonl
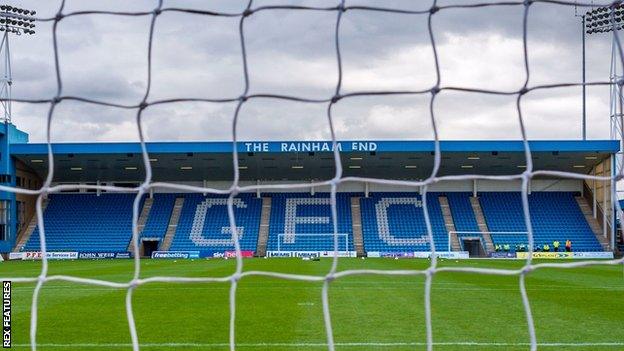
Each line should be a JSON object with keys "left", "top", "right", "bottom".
{"left": 2, "top": 258, "right": 624, "bottom": 350}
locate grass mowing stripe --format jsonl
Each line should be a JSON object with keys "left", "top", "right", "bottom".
{"left": 2, "top": 258, "right": 623, "bottom": 349}
{"left": 8, "top": 283, "right": 624, "bottom": 291}
{"left": 10, "top": 342, "right": 624, "bottom": 348}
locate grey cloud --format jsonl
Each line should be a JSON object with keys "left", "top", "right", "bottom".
{"left": 1, "top": 0, "right": 617, "bottom": 146}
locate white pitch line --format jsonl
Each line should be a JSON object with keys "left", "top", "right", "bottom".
{"left": 10, "top": 342, "right": 624, "bottom": 348}
{"left": 8, "top": 285, "right": 624, "bottom": 292}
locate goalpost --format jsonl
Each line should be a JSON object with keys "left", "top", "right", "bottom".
{"left": 276, "top": 233, "right": 351, "bottom": 254}
{"left": 2, "top": 1, "right": 624, "bottom": 351}
{"left": 448, "top": 231, "right": 529, "bottom": 252}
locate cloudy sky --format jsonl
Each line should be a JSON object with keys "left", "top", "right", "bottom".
{"left": 4, "top": 0, "right": 618, "bottom": 143}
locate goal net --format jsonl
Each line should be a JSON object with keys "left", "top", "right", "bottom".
{"left": 3, "top": 1, "right": 624, "bottom": 351}
{"left": 450, "top": 230, "right": 529, "bottom": 253}
{"left": 276, "top": 233, "right": 352, "bottom": 255}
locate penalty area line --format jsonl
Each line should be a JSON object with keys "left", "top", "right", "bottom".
{"left": 11, "top": 342, "right": 624, "bottom": 348}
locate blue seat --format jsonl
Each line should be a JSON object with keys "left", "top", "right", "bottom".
{"left": 266, "top": 193, "right": 354, "bottom": 252}
{"left": 360, "top": 192, "right": 446, "bottom": 252}
{"left": 479, "top": 192, "right": 602, "bottom": 252}
{"left": 170, "top": 193, "right": 261, "bottom": 253}
{"left": 140, "top": 193, "right": 176, "bottom": 240}
{"left": 22, "top": 191, "right": 604, "bottom": 255}
{"left": 446, "top": 192, "right": 483, "bottom": 250}
{"left": 23, "top": 193, "right": 139, "bottom": 252}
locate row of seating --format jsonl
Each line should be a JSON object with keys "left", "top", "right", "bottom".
{"left": 445, "top": 192, "right": 483, "bottom": 251}
{"left": 20, "top": 191, "right": 604, "bottom": 253}
{"left": 480, "top": 192, "right": 603, "bottom": 252}
{"left": 23, "top": 193, "right": 138, "bottom": 252}
{"left": 140, "top": 194, "right": 176, "bottom": 239}
{"left": 360, "top": 193, "right": 447, "bottom": 252}
{"left": 170, "top": 193, "right": 262, "bottom": 252}
{"left": 267, "top": 193, "right": 354, "bottom": 252}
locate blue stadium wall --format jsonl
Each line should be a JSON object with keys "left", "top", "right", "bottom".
{"left": 0, "top": 123, "right": 28, "bottom": 252}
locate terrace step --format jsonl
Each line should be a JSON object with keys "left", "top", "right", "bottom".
{"left": 439, "top": 196, "right": 460, "bottom": 252}
{"left": 256, "top": 197, "right": 271, "bottom": 257}
{"left": 469, "top": 197, "right": 494, "bottom": 253}
{"left": 575, "top": 196, "right": 609, "bottom": 251}
{"left": 127, "top": 197, "right": 153, "bottom": 255}
{"left": 13, "top": 199, "right": 48, "bottom": 252}
{"left": 159, "top": 197, "right": 185, "bottom": 251}
{"left": 351, "top": 197, "right": 365, "bottom": 257}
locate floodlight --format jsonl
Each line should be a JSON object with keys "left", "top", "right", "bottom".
{"left": 0, "top": 5, "right": 36, "bottom": 123}
{"left": 584, "top": 6, "right": 624, "bottom": 35}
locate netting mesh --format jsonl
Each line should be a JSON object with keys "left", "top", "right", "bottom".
{"left": 2, "top": 0, "right": 624, "bottom": 350}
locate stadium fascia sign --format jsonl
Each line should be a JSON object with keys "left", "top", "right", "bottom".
{"left": 151, "top": 251, "right": 200, "bottom": 259}
{"left": 193, "top": 251, "right": 255, "bottom": 258}
{"left": 490, "top": 252, "right": 615, "bottom": 259}
{"left": 224, "top": 251, "right": 254, "bottom": 258}
{"left": 571, "top": 252, "right": 614, "bottom": 259}
{"left": 366, "top": 251, "right": 469, "bottom": 259}
{"left": 243, "top": 141, "right": 377, "bottom": 153}
{"left": 8, "top": 253, "right": 22, "bottom": 260}
{"left": 78, "top": 252, "right": 130, "bottom": 259}
{"left": 266, "top": 251, "right": 356, "bottom": 258}
{"left": 489, "top": 252, "right": 517, "bottom": 259}
{"left": 516, "top": 252, "right": 573, "bottom": 259}
{"left": 418, "top": 251, "right": 470, "bottom": 259}
{"left": 13, "top": 251, "right": 79, "bottom": 260}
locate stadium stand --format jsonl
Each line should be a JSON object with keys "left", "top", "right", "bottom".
{"left": 360, "top": 192, "right": 447, "bottom": 252}
{"left": 22, "top": 193, "right": 138, "bottom": 252}
{"left": 140, "top": 193, "right": 176, "bottom": 239}
{"left": 169, "top": 193, "right": 262, "bottom": 253}
{"left": 17, "top": 190, "right": 608, "bottom": 255}
{"left": 266, "top": 193, "right": 354, "bottom": 252}
{"left": 479, "top": 192, "right": 603, "bottom": 252}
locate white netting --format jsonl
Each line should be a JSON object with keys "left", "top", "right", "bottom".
{"left": 1, "top": 1, "right": 624, "bottom": 350}
{"left": 276, "top": 233, "right": 352, "bottom": 253}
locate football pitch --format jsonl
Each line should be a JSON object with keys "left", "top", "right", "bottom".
{"left": 1, "top": 258, "right": 623, "bottom": 350}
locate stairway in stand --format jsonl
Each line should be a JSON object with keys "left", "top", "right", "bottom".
{"left": 469, "top": 197, "right": 494, "bottom": 253}
{"left": 575, "top": 196, "right": 609, "bottom": 251}
{"left": 439, "top": 196, "right": 460, "bottom": 252}
{"left": 127, "top": 197, "right": 153, "bottom": 255}
{"left": 350, "top": 197, "right": 365, "bottom": 257}
{"left": 159, "top": 197, "right": 185, "bottom": 251}
{"left": 13, "top": 199, "right": 48, "bottom": 252}
{"left": 255, "top": 197, "right": 271, "bottom": 257}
